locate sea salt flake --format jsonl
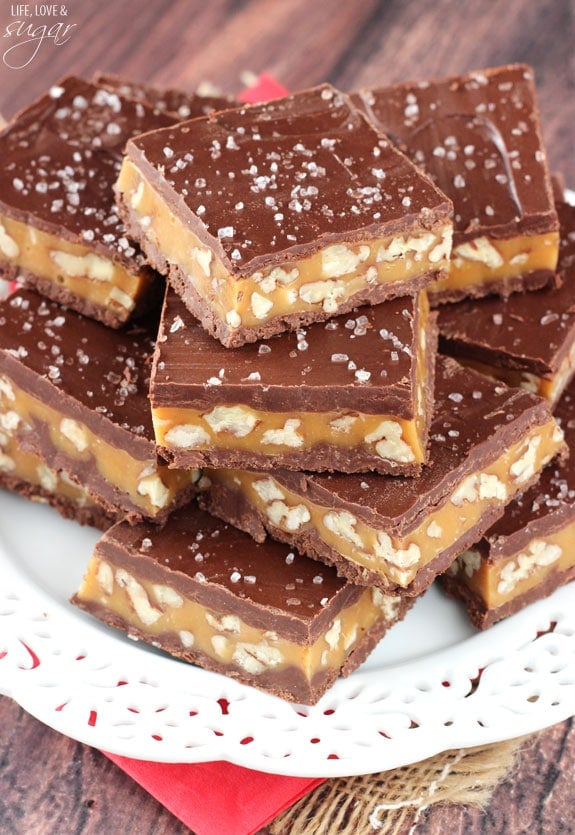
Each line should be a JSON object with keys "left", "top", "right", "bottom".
{"left": 355, "top": 369, "right": 371, "bottom": 383}
{"left": 169, "top": 316, "right": 185, "bottom": 333}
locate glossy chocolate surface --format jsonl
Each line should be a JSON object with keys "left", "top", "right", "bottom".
{"left": 438, "top": 201, "right": 575, "bottom": 375}
{"left": 125, "top": 84, "right": 451, "bottom": 274}
{"left": 0, "top": 76, "right": 173, "bottom": 265}
{"left": 94, "top": 72, "right": 236, "bottom": 119}
{"left": 0, "top": 288, "right": 157, "bottom": 446}
{"left": 152, "top": 287, "right": 429, "bottom": 415}
{"left": 354, "top": 64, "right": 557, "bottom": 243}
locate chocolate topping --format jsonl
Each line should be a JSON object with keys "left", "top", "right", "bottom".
{"left": 125, "top": 84, "right": 452, "bottom": 275}
{"left": 0, "top": 288, "right": 157, "bottom": 451}
{"left": 0, "top": 76, "right": 174, "bottom": 267}
{"left": 94, "top": 72, "right": 236, "bottom": 119}
{"left": 438, "top": 201, "right": 575, "bottom": 376}
{"left": 354, "top": 64, "right": 558, "bottom": 244}
{"left": 152, "top": 287, "right": 429, "bottom": 415}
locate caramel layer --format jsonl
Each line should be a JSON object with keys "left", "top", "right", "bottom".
{"left": 76, "top": 555, "right": 402, "bottom": 682}
{"left": 0, "top": 373, "right": 197, "bottom": 519}
{"left": 429, "top": 232, "right": 559, "bottom": 297}
{"left": 448, "top": 519, "right": 575, "bottom": 609}
{"left": 0, "top": 213, "right": 151, "bottom": 322}
{"left": 207, "top": 416, "right": 564, "bottom": 588}
{"left": 117, "top": 158, "right": 452, "bottom": 340}
{"left": 155, "top": 407, "right": 424, "bottom": 465}
{"left": 0, "top": 424, "right": 93, "bottom": 508}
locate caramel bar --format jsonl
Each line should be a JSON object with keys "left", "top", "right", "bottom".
{"left": 441, "top": 377, "right": 575, "bottom": 628}
{"left": 201, "top": 356, "right": 565, "bottom": 596}
{"left": 438, "top": 201, "right": 575, "bottom": 406}
{"left": 93, "top": 72, "right": 236, "bottom": 119}
{"left": 0, "top": 430, "right": 115, "bottom": 530}
{"left": 0, "top": 289, "right": 198, "bottom": 523}
{"left": 115, "top": 84, "right": 453, "bottom": 347}
{"left": 354, "top": 65, "right": 559, "bottom": 303}
{"left": 151, "top": 287, "right": 436, "bottom": 474}
{"left": 0, "top": 76, "right": 174, "bottom": 327}
{"left": 72, "top": 504, "right": 413, "bottom": 704}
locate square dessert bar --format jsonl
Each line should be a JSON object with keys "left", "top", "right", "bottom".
{"left": 0, "top": 76, "right": 174, "bottom": 327}
{"left": 354, "top": 64, "right": 559, "bottom": 303}
{"left": 0, "top": 289, "right": 198, "bottom": 523}
{"left": 202, "top": 356, "right": 566, "bottom": 596}
{"left": 93, "top": 72, "right": 236, "bottom": 120}
{"left": 151, "top": 286, "right": 436, "bottom": 475}
{"left": 438, "top": 201, "right": 575, "bottom": 406}
{"left": 441, "top": 378, "right": 575, "bottom": 628}
{"left": 0, "top": 431, "right": 116, "bottom": 530}
{"left": 115, "top": 84, "right": 453, "bottom": 346}
{"left": 72, "top": 503, "right": 413, "bottom": 704}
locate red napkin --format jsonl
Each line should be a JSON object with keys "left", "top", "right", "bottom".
{"left": 105, "top": 752, "right": 323, "bottom": 834}
{"left": 238, "top": 73, "right": 289, "bottom": 103}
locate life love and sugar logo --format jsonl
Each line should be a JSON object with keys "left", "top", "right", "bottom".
{"left": 3, "top": 3, "right": 77, "bottom": 69}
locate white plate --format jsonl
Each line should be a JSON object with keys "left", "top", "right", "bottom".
{"left": 1, "top": 490, "right": 574, "bottom": 777}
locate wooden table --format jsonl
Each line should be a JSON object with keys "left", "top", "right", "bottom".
{"left": 0, "top": 1, "right": 574, "bottom": 832}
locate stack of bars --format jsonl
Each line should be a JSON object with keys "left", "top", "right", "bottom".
{"left": 0, "top": 65, "right": 573, "bottom": 705}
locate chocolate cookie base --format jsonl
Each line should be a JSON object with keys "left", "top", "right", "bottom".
{"left": 0, "top": 473, "right": 116, "bottom": 531}
{"left": 160, "top": 442, "right": 425, "bottom": 477}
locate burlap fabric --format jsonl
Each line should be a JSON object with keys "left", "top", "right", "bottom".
{"left": 269, "top": 736, "right": 527, "bottom": 834}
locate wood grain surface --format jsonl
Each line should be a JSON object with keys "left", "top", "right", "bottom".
{"left": 0, "top": 1, "right": 574, "bottom": 833}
